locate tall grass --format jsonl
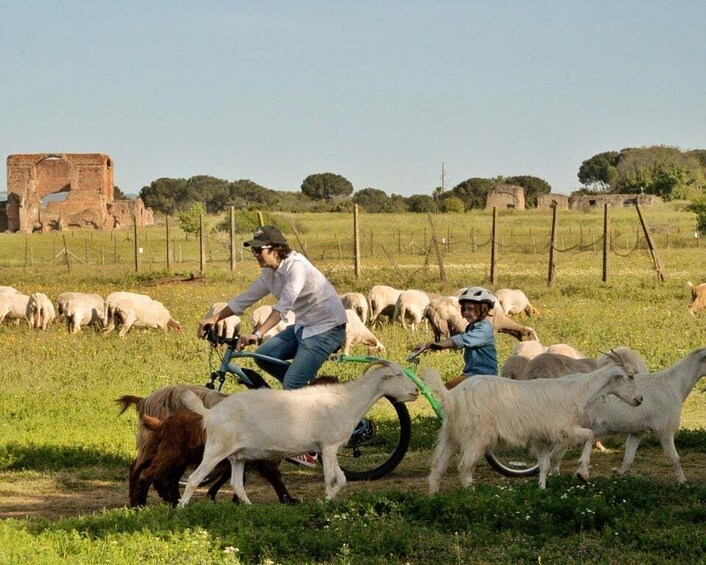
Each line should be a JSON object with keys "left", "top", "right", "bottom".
{"left": 0, "top": 203, "right": 705, "bottom": 563}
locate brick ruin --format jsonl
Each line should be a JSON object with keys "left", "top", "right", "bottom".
{"left": 485, "top": 184, "right": 526, "bottom": 210}
{"left": 2, "top": 153, "right": 154, "bottom": 233}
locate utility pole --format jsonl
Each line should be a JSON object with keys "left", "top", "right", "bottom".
{"left": 441, "top": 162, "right": 447, "bottom": 191}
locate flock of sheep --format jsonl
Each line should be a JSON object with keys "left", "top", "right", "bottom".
{"left": 3, "top": 280, "right": 705, "bottom": 506}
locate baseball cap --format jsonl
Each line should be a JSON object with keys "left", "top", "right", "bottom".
{"left": 243, "top": 225, "right": 288, "bottom": 248}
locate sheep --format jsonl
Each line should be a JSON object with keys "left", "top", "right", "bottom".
{"left": 112, "top": 298, "right": 182, "bottom": 338}
{"left": 686, "top": 281, "right": 706, "bottom": 316}
{"left": 0, "top": 286, "right": 20, "bottom": 294}
{"left": 0, "top": 291, "right": 30, "bottom": 325}
{"left": 509, "top": 347, "right": 648, "bottom": 381}
{"left": 424, "top": 296, "right": 466, "bottom": 341}
{"left": 342, "top": 309, "right": 384, "bottom": 355}
{"left": 511, "top": 340, "right": 547, "bottom": 359}
{"left": 487, "top": 304, "right": 538, "bottom": 342}
{"left": 495, "top": 288, "right": 539, "bottom": 316}
{"left": 104, "top": 291, "right": 154, "bottom": 332}
{"left": 26, "top": 292, "right": 56, "bottom": 330}
{"left": 249, "top": 305, "right": 295, "bottom": 341}
{"left": 203, "top": 301, "right": 241, "bottom": 339}
{"left": 339, "top": 292, "right": 368, "bottom": 325}
{"left": 367, "top": 285, "right": 402, "bottom": 327}
{"left": 579, "top": 346, "right": 706, "bottom": 484}
{"left": 56, "top": 292, "right": 106, "bottom": 334}
{"left": 130, "top": 408, "right": 296, "bottom": 507}
{"left": 424, "top": 364, "right": 642, "bottom": 492}
{"left": 392, "top": 290, "right": 437, "bottom": 332}
{"left": 177, "top": 361, "right": 420, "bottom": 506}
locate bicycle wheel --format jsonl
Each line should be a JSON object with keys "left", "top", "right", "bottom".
{"left": 338, "top": 396, "right": 412, "bottom": 481}
{"left": 485, "top": 447, "right": 540, "bottom": 477}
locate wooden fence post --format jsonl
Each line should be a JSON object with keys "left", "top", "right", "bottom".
{"left": 133, "top": 216, "right": 139, "bottom": 273}
{"left": 229, "top": 207, "right": 236, "bottom": 271}
{"left": 353, "top": 205, "right": 361, "bottom": 278}
{"left": 199, "top": 214, "right": 206, "bottom": 274}
{"left": 602, "top": 203, "right": 610, "bottom": 284}
{"left": 166, "top": 215, "right": 172, "bottom": 272}
{"left": 547, "top": 204, "right": 557, "bottom": 287}
{"left": 635, "top": 202, "right": 666, "bottom": 282}
{"left": 490, "top": 207, "right": 497, "bottom": 284}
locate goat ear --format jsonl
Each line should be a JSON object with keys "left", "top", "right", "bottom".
{"left": 142, "top": 414, "right": 164, "bottom": 430}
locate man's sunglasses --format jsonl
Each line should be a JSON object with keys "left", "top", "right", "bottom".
{"left": 251, "top": 245, "right": 272, "bottom": 255}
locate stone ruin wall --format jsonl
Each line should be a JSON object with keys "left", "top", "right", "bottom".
{"left": 3, "top": 153, "right": 154, "bottom": 233}
{"left": 485, "top": 184, "right": 526, "bottom": 210}
{"left": 537, "top": 193, "right": 570, "bottom": 209}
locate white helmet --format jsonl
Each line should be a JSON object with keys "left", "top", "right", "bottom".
{"left": 458, "top": 286, "right": 495, "bottom": 307}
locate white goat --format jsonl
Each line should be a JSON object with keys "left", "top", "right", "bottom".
{"left": 57, "top": 292, "right": 106, "bottom": 334}
{"left": 495, "top": 288, "right": 539, "bottom": 316}
{"left": 249, "top": 305, "right": 295, "bottom": 341}
{"left": 424, "top": 365, "right": 642, "bottom": 492}
{"left": 0, "top": 291, "right": 30, "bottom": 325}
{"left": 392, "top": 290, "right": 433, "bottom": 332}
{"left": 342, "top": 309, "right": 384, "bottom": 354}
{"left": 204, "top": 301, "right": 241, "bottom": 339}
{"left": 339, "top": 292, "right": 368, "bottom": 325}
{"left": 367, "top": 285, "right": 401, "bottom": 327}
{"left": 26, "top": 292, "right": 56, "bottom": 330}
{"left": 580, "top": 346, "right": 706, "bottom": 483}
{"left": 113, "top": 298, "right": 182, "bottom": 338}
{"left": 178, "top": 362, "right": 419, "bottom": 505}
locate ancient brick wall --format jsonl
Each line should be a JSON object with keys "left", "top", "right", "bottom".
{"left": 3, "top": 153, "right": 153, "bottom": 232}
{"left": 485, "top": 184, "right": 525, "bottom": 210}
{"left": 537, "top": 193, "right": 570, "bottom": 210}
{"left": 568, "top": 193, "right": 661, "bottom": 210}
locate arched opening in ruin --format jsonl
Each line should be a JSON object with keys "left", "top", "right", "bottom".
{"left": 36, "top": 155, "right": 72, "bottom": 209}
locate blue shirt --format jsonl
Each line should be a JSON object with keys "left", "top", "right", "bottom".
{"left": 449, "top": 318, "right": 498, "bottom": 376}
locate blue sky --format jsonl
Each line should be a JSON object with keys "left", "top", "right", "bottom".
{"left": 1, "top": 1, "right": 704, "bottom": 197}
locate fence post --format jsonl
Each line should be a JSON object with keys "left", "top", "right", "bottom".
{"left": 63, "top": 235, "right": 71, "bottom": 274}
{"left": 353, "top": 204, "right": 361, "bottom": 278}
{"left": 490, "top": 207, "right": 497, "bottom": 284}
{"left": 166, "top": 215, "right": 172, "bottom": 272}
{"left": 547, "top": 204, "right": 557, "bottom": 287}
{"left": 229, "top": 206, "right": 236, "bottom": 271}
{"left": 427, "top": 212, "right": 447, "bottom": 284}
{"left": 199, "top": 214, "right": 206, "bottom": 274}
{"left": 133, "top": 216, "right": 140, "bottom": 273}
{"left": 602, "top": 203, "right": 610, "bottom": 284}
{"left": 257, "top": 211, "right": 264, "bottom": 227}
{"left": 635, "top": 202, "right": 666, "bottom": 282}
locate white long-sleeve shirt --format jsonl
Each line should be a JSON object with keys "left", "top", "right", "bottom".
{"left": 228, "top": 252, "right": 347, "bottom": 339}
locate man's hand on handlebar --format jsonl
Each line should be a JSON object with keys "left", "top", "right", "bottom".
{"left": 236, "top": 333, "right": 260, "bottom": 351}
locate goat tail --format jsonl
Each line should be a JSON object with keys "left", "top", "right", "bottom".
{"left": 181, "top": 390, "right": 209, "bottom": 417}
{"left": 420, "top": 367, "right": 450, "bottom": 406}
{"left": 115, "top": 395, "right": 143, "bottom": 416}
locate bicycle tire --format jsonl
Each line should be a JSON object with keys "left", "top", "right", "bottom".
{"left": 485, "top": 449, "right": 540, "bottom": 477}
{"left": 338, "top": 395, "right": 412, "bottom": 481}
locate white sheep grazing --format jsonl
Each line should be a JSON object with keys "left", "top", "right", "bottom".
{"left": 104, "top": 291, "right": 154, "bottom": 332}
{"left": 342, "top": 309, "right": 384, "bottom": 354}
{"left": 424, "top": 296, "right": 466, "bottom": 342}
{"left": 113, "top": 298, "right": 182, "bottom": 338}
{"left": 424, "top": 364, "right": 642, "bottom": 492}
{"left": 0, "top": 291, "right": 30, "bottom": 325}
{"left": 495, "top": 288, "right": 539, "bottom": 317}
{"left": 580, "top": 346, "right": 706, "bottom": 484}
{"left": 26, "top": 292, "right": 56, "bottom": 330}
{"left": 392, "top": 290, "right": 435, "bottom": 332}
{"left": 204, "top": 301, "right": 241, "bottom": 339}
{"left": 487, "top": 304, "right": 538, "bottom": 342}
{"left": 57, "top": 292, "right": 106, "bottom": 334}
{"left": 339, "top": 292, "right": 368, "bottom": 325}
{"left": 367, "top": 285, "right": 402, "bottom": 327}
{"left": 178, "top": 361, "right": 419, "bottom": 505}
{"left": 249, "top": 305, "right": 295, "bottom": 342}
{"left": 0, "top": 286, "right": 20, "bottom": 294}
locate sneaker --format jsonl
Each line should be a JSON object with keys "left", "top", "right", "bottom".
{"left": 287, "top": 452, "right": 318, "bottom": 468}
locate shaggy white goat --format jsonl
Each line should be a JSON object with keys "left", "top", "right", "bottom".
{"left": 342, "top": 309, "right": 384, "bottom": 354}
{"left": 392, "top": 289, "right": 435, "bottom": 332}
{"left": 249, "top": 305, "right": 295, "bottom": 341}
{"left": 57, "top": 292, "right": 106, "bottom": 334}
{"left": 26, "top": 292, "right": 56, "bottom": 330}
{"left": 424, "top": 365, "right": 642, "bottom": 492}
{"left": 203, "top": 301, "right": 241, "bottom": 339}
{"left": 495, "top": 288, "right": 539, "bottom": 317}
{"left": 367, "top": 285, "right": 402, "bottom": 327}
{"left": 579, "top": 346, "right": 706, "bottom": 483}
{"left": 0, "top": 291, "right": 30, "bottom": 325}
{"left": 339, "top": 292, "right": 368, "bottom": 325}
{"left": 178, "top": 361, "right": 419, "bottom": 505}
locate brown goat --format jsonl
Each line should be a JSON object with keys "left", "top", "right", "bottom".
{"left": 131, "top": 408, "right": 296, "bottom": 507}
{"left": 686, "top": 281, "right": 706, "bottom": 316}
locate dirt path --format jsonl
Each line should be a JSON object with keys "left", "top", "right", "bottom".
{"left": 1, "top": 446, "right": 702, "bottom": 521}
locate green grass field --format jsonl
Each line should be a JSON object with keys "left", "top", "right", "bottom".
{"left": 0, "top": 203, "right": 705, "bottom": 563}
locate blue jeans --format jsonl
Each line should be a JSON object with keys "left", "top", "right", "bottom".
{"left": 254, "top": 324, "right": 346, "bottom": 390}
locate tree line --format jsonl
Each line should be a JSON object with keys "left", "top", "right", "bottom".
{"left": 137, "top": 145, "right": 706, "bottom": 216}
